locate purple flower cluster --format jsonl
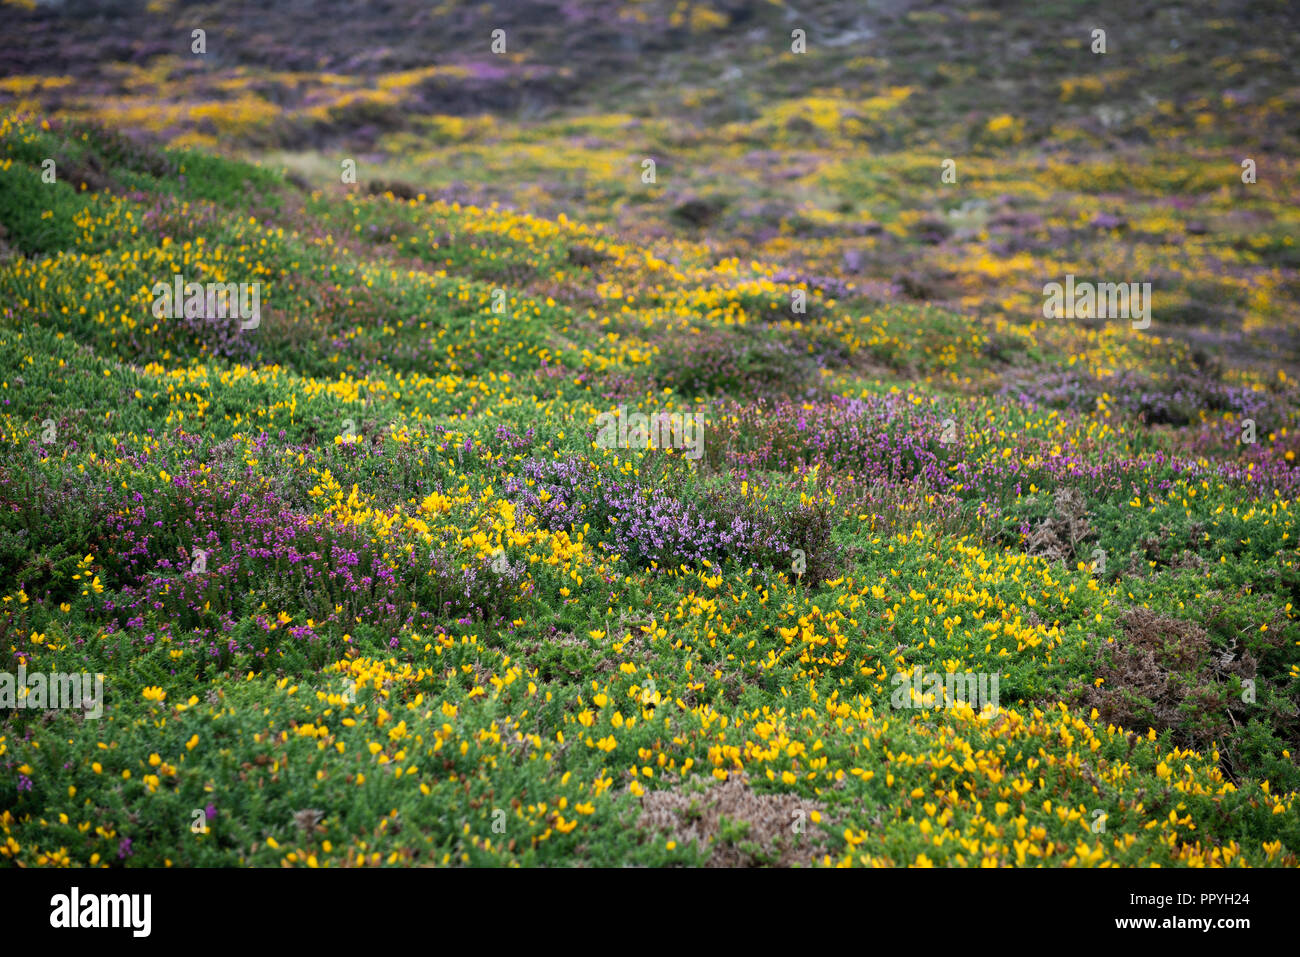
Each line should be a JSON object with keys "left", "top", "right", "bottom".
{"left": 73, "top": 449, "right": 525, "bottom": 665}
{"left": 717, "top": 394, "right": 955, "bottom": 486}
{"left": 1002, "top": 369, "right": 1275, "bottom": 426}
{"left": 505, "top": 457, "right": 791, "bottom": 570}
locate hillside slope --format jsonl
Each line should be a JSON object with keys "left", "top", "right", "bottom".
{"left": 0, "top": 111, "right": 1297, "bottom": 867}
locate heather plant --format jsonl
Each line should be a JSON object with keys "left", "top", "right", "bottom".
{"left": 503, "top": 455, "right": 791, "bottom": 573}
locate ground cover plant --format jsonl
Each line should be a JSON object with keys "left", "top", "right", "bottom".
{"left": 0, "top": 0, "right": 1297, "bottom": 869}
